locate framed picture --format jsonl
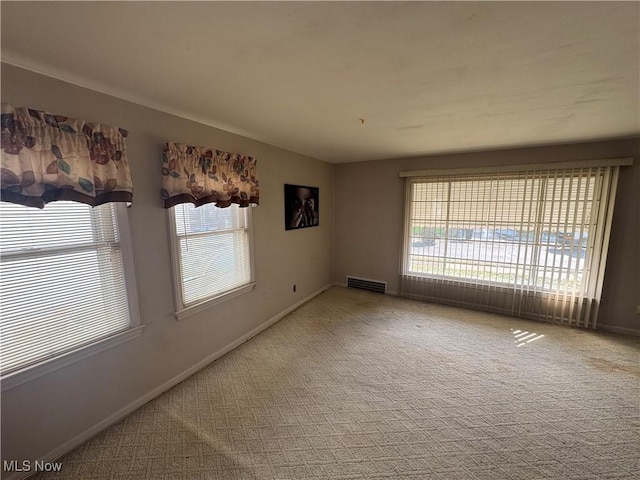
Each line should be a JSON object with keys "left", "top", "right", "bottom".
{"left": 284, "top": 184, "right": 319, "bottom": 230}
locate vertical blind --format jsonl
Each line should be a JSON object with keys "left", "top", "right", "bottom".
{"left": 0, "top": 201, "right": 131, "bottom": 375}
{"left": 400, "top": 163, "right": 625, "bottom": 328}
{"left": 172, "top": 203, "right": 252, "bottom": 307}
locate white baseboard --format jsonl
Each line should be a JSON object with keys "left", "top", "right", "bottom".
{"left": 8, "top": 284, "right": 333, "bottom": 480}
{"left": 597, "top": 324, "right": 640, "bottom": 336}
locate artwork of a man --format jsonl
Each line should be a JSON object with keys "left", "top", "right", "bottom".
{"left": 285, "top": 185, "right": 319, "bottom": 230}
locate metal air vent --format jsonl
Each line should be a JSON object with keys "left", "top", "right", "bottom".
{"left": 346, "top": 276, "right": 387, "bottom": 294}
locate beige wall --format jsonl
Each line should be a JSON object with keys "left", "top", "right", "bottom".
{"left": 0, "top": 64, "right": 334, "bottom": 468}
{"left": 334, "top": 139, "right": 640, "bottom": 334}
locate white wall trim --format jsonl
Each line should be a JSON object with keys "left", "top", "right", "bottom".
{"left": 4, "top": 284, "right": 333, "bottom": 480}
{"left": 597, "top": 325, "right": 640, "bottom": 337}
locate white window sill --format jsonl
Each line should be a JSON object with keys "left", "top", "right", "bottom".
{"left": 1, "top": 325, "right": 145, "bottom": 392}
{"left": 175, "top": 282, "right": 256, "bottom": 321}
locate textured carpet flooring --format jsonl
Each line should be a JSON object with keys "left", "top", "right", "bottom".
{"left": 35, "top": 287, "right": 639, "bottom": 479}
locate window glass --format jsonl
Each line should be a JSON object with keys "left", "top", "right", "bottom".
{"left": 406, "top": 174, "right": 595, "bottom": 291}
{"left": 0, "top": 201, "right": 134, "bottom": 376}
{"left": 171, "top": 203, "right": 253, "bottom": 309}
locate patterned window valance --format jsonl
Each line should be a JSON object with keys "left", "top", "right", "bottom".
{"left": 161, "top": 142, "right": 259, "bottom": 208}
{"left": 1, "top": 103, "right": 133, "bottom": 209}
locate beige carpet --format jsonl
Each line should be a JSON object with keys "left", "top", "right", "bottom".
{"left": 34, "top": 287, "right": 639, "bottom": 479}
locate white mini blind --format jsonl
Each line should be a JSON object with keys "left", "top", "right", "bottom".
{"left": 401, "top": 164, "right": 624, "bottom": 329}
{"left": 0, "top": 201, "right": 132, "bottom": 375}
{"left": 172, "top": 203, "right": 252, "bottom": 308}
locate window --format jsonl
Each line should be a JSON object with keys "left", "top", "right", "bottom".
{"left": 406, "top": 174, "right": 595, "bottom": 290}
{"left": 401, "top": 162, "right": 626, "bottom": 328}
{"left": 0, "top": 201, "right": 140, "bottom": 383}
{"left": 169, "top": 202, "right": 254, "bottom": 318}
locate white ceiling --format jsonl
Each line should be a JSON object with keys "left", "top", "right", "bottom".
{"left": 1, "top": 2, "right": 639, "bottom": 163}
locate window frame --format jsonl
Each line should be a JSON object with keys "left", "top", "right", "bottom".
{"left": 1, "top": 202, "right": 142, "bottom": 391}
{"left": 167, "top": 203, "right": 256, "bottom": 321}
{"left": 398, "top": 157, "right": 632, "bottom": 329}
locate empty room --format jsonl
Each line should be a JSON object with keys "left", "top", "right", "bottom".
{"left": 1, "top": 2, "right": 638, "bottom": 479}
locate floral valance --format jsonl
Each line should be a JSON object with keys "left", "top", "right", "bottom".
{"left": 161, "top": 142, "right": 259, "bottom": 208}
{"left": 0, "top": 103, "right": 133, "bottom": 209}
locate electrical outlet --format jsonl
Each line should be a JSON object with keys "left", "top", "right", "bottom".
{"left": 293, "top": 284, "right": 297, "bottom": 293}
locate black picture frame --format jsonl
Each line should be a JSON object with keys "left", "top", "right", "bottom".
{"left": 284, "top": 184, "right": 319, "bottom": 230}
